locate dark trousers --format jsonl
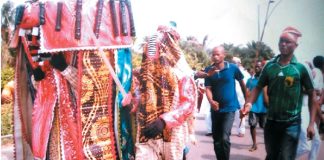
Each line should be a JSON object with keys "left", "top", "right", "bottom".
{"left": 211, "top": 111, "right": 235, "bottom": 160}
{"left": 264, "top": 118, "right": 301, "bottom": 160}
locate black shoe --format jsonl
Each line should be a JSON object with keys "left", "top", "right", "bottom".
{"left": 205, "top": 133, "right": 212, "bottom": 136}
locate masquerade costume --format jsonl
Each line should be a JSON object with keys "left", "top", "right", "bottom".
{"left": 135, "top": 25, "right": 197, "bottom": 160}
{"left": 11, "top": 0, "right": 136, "bottom": 159}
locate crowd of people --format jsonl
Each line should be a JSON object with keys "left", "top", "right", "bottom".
{"left": 195, "top": 26, "right": 324, "bottom": 160}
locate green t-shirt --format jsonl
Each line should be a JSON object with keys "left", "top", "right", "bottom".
{"left": 257, "top": 55, "right": 314, "bottom": 121}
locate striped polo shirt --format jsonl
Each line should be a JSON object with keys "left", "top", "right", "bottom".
{"left": 257, "top": 55, "right": 314, "bottom": 122}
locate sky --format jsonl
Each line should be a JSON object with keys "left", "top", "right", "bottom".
{"left": 2, "top": 0, "right": 324, "bottom": 62}
{"left": 131, "top": 0, "right": 324, "bottom": 62}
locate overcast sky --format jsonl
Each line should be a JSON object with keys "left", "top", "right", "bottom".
{"left": 132, "top": 0, "right": 324, "bottom": 62}
{"left": 2, "top": 0, "right": 323, "bottom": 62}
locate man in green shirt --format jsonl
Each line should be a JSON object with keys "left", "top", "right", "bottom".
{"left": 241, "top": 26, "right": 317, "bottom": 160}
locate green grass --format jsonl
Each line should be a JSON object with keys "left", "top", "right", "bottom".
{"left": 1, "top": 102, "right": 13, "bottom": 136}
{"left": 1, "top": 66, "right": 15, "bottom": 90}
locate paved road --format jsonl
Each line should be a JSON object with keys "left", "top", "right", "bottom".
{"left": 187, "top": 113, "right": 324, "bottom": 160}
{"left": 1, "top": 144, "right": 13, "bottom": 160}
{"left": 2, "top": 113, "right": 324, "bottom": 159}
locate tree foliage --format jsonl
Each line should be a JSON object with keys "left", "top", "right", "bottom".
{"left": 131, "top": 51, "right": 142, "bottom": 69}
{"left": 179, "top": 38, "right": 211, "bottom": 70}
{"left": 221, "top": 41, "right": 274, "bottom": 70}
{"left": 1, "top": 0, "right": 14, "bottom": 28}
{"left": 131, "top": 36, "right": 211, "bottom": 71}
{"left": 1, "top": 0, "right": 16, "bottom": 69}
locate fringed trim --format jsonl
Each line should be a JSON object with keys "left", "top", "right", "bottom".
{"left": 38, "top": 43, "right": 132, "bottom": 54}
{"left": 114, "top": 95, "right": 122, "bottom": 160}
{"left": 106, "top": 50, "right": 118, "bottom": 160}
{"left": 14, "top": 46, "right": 29, "bottom": 146}
{"left": 76, "top": 51, "right": 84, "bottom": 157}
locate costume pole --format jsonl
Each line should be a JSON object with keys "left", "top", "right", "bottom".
{"left": 98, "top": 48, "right": 127, "bottom": 97}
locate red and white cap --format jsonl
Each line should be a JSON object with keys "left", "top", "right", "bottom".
{"left": 280, "top": 26, "right": 302, "bottom": 43}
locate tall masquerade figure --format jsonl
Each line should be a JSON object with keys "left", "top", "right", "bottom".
{"left": 10, "top": 0, "right": 136, "bottom": 159}
{"left": 123, "top": 24, "right": 197, "bottom": 160}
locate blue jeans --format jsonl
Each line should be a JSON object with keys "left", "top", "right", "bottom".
{"left": 264, "top": 118, "right": 301, "bottom": 160}
{"left": 211, "top": 111, "right": 235, "bottom": 160}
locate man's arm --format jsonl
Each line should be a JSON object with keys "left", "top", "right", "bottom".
{"left": 263, "top": 86, "right": 269, "bottom": 107}
{"left": 241, "top": 86, "right": 262, "bottom": 116}
{"left": 194, "top": 70, "right": 208, "bottom": 79}
{"left": 307, "top": 89, "right": 317, "bottom": 139}
{"left": 205, "top": 86, "right": 219, "bottom": 111}
{"left": 238, "top": 79, "right": 248, "bottom": 100}
{"left": 322, "top": 89, "right": 324, "bottom": 105}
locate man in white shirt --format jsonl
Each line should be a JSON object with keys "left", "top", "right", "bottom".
{"left": 232, "top": 57, "right": 250, "bottom": 137}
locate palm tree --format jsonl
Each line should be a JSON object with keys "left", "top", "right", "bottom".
{"left": 1, "top": 0, "right": 14, "bottom": 42}
{"left": 1, "top": 0, "right": 15, "bottom": 68}
{"left": 180, "top": 36, "right": 211, "bottom": 70}
{"left": 241, "top": 40, "right": 274, "bottom": 69}
{"left": 246, "top": 41, "right": 274, "bottom": 61}
{"left": 220, "top": 41, "right": 274, "bottom": 70}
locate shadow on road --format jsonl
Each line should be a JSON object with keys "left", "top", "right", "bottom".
{"left": 196, "top": 116, "right": 205, "bottom": 120}
{"left": 201, "top": 154, "right": 216, "bottom": 160}
{"left": 199, "top": 140, "right": 213, "bottom": 144}
{"left": 231, "top": 142, "right": 251, "bottom": 150}
{"left": 195, "top": 130, "right": 209, "bottom": 136}
{"left": 230, "top": 154, "right": 261, "bottom": 160}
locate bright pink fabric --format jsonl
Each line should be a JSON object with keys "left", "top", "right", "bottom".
{"left": 32, "top": 69, "right": 57, "bottom": 159}
{"left": 39, "top": 1, "right": 132, "bottom": 52}
{"left": 160, "top": 76, "right": 197, "bottom": 130}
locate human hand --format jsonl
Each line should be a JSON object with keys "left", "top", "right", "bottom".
{"left": 210, "top": 100, "right": 219, "bottom": 111}
{"left": 239, "top": 110, "right": 245, "bottom": 119}
{"left": 50, "top": 52, "right": 68, "bottom": 71}
{"left": 240, "top": 103, "right": 252, "bottom": 118}
{"left": 189, "top": 134, "right": 197, "bottom": 145}
{"left": 195, "top": 71, "right": 208, "bottom": 78}
{"left": 32, "top": 66, "right": 45, "bottom": 81}
{"left": 129, "top": 104, "right": 138, "bottom": 114}
{"left": 307, "top": 124, "right": 315, "bottom": 140}
{"left": 142, "top": 118, "right": 166, "bottom": 138}
{"left": 121, "top": 92, "right": 132, "bottom": 107}
{"left": 207, "top": 67, "right": 219, "bottom": 77}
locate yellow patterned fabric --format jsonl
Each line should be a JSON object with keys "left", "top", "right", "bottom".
{"left": 138, "top": 47, "right": 178, "bottom": 143}
{"left": 80, "top": 50, "right": 117, "bottom": 159}
{"left": 48, "top": 107, "right": 61, "bottom": 160}
{"left": 138, "top": 27, "right": 195, "bottom": 144}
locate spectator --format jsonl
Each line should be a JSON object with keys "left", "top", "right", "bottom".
{"left": 232, "top": 57, "right": 251, "bottom": 137}
{"left": 296, "top": 61, "right": 322, "bottom": 160}
{"left": 205, "top": 46, "right": 247, "bottom": 160}
{"left": 241, "top": 26, "right": 317, "bottom": 160}
{"left": 246, "top": 61, "right": 268, "bottom": 152}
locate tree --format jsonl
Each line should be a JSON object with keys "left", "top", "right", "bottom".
{"left": 1, "top": 0, "right": 16, "bottom": 69}
{"left": 246, "top": 41, "right": 274, "bottom": 60}
{"left": 180, "top": 37, "right": 211, "bottom": 70}
{"left": 241, "top": 41, "right": 274, "bottom": 69}
{"left": 131, "top": 36, "right": 211, "bottom": 70}
{"left": 220, "top": 41, "right": 274, "bottom": 70}
{"left": 222, "top": 43, "right": 242, "bottom": 62}
{"left": 1, "top": 0, "right": 14, "bottom": 42}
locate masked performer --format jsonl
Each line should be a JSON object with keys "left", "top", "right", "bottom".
{"left": 122, "top": 24, "right": 197, "bottom": 160}
{"left": 11, "top": 0, "right": 136, "bottom": 159}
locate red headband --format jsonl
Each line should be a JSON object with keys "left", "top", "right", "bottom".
{"left": 280, "top": 26, "right": 302, "bottom": 43}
